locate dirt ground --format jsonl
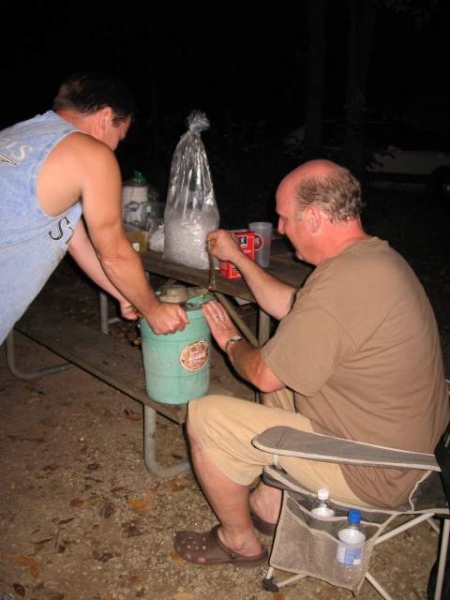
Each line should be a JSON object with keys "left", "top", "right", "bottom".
{"left": 1, "top": 189, "right": 449, "bottom": 600}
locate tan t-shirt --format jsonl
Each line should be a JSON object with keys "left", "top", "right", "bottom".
{"left": 261, "top": 237, "right": 449, "bottom": 507}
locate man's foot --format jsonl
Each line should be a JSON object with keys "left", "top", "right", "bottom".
{"left": 174, "top": 524, "right": 268, "bottom": 566}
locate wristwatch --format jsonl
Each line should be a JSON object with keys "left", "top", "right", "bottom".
{"left": 225, "top": 335, "right": 243, "bottom": 354}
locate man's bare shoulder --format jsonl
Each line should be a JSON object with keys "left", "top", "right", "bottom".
{"left": 43, "top": 131, "right": 118, "bottom": 182}
{"left": 57, "top": 130, "right": 115, "bottom": 160}
{"left": 38, "top": 132, "right": 119, "bottom": 215}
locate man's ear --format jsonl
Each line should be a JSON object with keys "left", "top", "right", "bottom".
{"left": 308, "top": 206, "right": 321, "bottom": 233}
{"left": 98, "top": 106, "right": 113, "bottom": 130}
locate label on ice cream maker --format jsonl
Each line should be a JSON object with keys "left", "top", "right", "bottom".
{"left": 180, "top": 340, "right": 210, "bottom": 372}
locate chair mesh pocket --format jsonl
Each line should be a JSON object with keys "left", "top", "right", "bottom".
{"left": 269, "top": 492, "right": 390, "bottom": 594}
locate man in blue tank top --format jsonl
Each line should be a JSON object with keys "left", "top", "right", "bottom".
{"left": 0, "top": 71, "right": 188, "bottom": 344}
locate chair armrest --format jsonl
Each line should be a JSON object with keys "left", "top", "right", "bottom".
{"left": 252, "top": 426, "right": 440, "bottom": 471}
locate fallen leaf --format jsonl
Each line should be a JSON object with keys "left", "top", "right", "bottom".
{"left": 13, "top": 555, "right": 34, "bottom": 566}
{"left": 70, "top": 498, "right": 84, "bottom": 507}
{"left": 170, "top": 481, "right": 189, "bottom": 492}
{"left": 128, "top": 498, "right": 152, "bottom": 511}
{"left": 30, "top": 564, "right": 39, "bottom": 578}
{"left": 169, "top": 547, "right": 185, "bottom": 566}
{"left": 102, "top": 500, "right": 116, "bottom": 519}
{"left": 121, "top": 521, "right": 142, "bottom": 537}
{"left": 57, "top": 541, "right": 70, "bottom": 554}
{"left": 171, "top": 453, "right": 185, "bottom": 460}
{"left": 92, "top": 549, "right": 115, "bottom": 562}
{"left": 43, "top": 464, "right": 60, "bottom": 473}
{"left": 32, "top": 537, "right": 55, "bottom": 552}
{"left": 26, "top": 394, "right": 42, "bottom": 404}
{"left": 123, "top": 408, "right": 141, "bottom": 421}
{"left": 12, "top": 554, "right": 40, "bottom": 578}
{"left": 85, "top": 476, "right": 103, "bottom": 483}
{"left": 8, "top": 435, "right": 44, "bottom": 444}
{"left": 57, "top": 518, "right": 75, "bottom": 526}
{"left": 13, "top": 583, "right": 26, "bottom": 597}
{"left": 87, "top": 462, "right": 101, "bottom": 471}
{"left": 143, "top": 485, "right": 160, "bottom": 502}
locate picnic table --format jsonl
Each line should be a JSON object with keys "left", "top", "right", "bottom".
{"left": 5, "top": 241, "right": 312, "bottom": 479}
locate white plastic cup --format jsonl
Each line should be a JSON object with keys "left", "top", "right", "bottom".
{"left": 249, "top": 222, "right": 273, "bottom": 267}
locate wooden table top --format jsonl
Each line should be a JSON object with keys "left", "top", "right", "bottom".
{"left": 140, "top": 241, "right": 312, "bottom": 303}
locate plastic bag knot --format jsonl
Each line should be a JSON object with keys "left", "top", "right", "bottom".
{"left": 187, "top": 110, "right": 210, "bottom": 134}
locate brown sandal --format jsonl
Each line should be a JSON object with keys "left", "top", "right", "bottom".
{"left": 249, "top": 489, "right": 277, "bottom": 536}
{"left": 250, "top": 510, "right": 277, "bottom": 536}
{"left": 174, "top": 524, "right": 268, "bottom": 567}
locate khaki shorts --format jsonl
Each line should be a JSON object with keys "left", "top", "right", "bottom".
{"left": 188, "top": 390, "right": 369, "bottom": 506}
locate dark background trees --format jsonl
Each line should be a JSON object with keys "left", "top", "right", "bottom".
{"left": 301, "top": 0, "right": 441, "bottom": 177}
{"left": 2, "top": 0, "right": 450, "bottom": 227}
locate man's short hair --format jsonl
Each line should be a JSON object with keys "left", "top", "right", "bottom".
{"left": 53, "top": 71, "right": 135, "bottom": 122}
{"left": 294, "top": 165, "right": 363, "bottom": 222}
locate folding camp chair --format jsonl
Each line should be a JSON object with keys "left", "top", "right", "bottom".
{"left": 252, "top": 417, "right": 450, "bottom": 599}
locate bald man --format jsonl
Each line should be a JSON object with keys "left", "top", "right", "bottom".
{"left": 174, "top": 159, "right": 449, "bottom": 567}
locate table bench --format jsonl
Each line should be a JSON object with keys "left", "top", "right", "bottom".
{"left": 6, "top": 244, "right": 312, "bottom": 479}
{"left": 5, "top": 298, "right": 237, "bottom": 479}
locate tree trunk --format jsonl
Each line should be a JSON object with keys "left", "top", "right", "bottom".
{"left": 344, "top": 0, "right": 379, "bottom": 176}
{"left": 304, "top": 0, "right": 326, "bottom": 158}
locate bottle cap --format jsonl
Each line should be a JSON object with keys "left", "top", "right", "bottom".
{"left": 348, "top": 508, "right": 361, "bottom": 524}
{"left": 317, "top": 488, "right": 330, "bottom": 501}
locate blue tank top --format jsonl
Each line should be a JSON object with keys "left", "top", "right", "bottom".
{"left": 0, "top": 111, "right": 83, "bottom": 343}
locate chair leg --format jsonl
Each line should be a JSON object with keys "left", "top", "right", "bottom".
{"left": 262, "top": 566, "right": 307, "bottom": 592}
{"left": 262, "top": 566, "right": 278, "bottom": 591}
{"left": 374, "top": 512, "right": 432, "bottom": 546}
{"left": 365, "top": 572, "right": 394, "bottom": 600}
{"left": 434, "top": 518, "right": 450, "bottom": 600}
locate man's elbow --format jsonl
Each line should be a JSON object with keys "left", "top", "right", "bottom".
{"left": 98, "top": 240, "right": 134, "bottom": 268}
{"left": 257, "top": 379, "right": 285, "bottom": 394}
{"left": 253, "top": 365, "right": 284, "bottom": 394}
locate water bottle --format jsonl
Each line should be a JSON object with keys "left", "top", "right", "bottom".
{"left": 311, "top": 488, "right": 335, "bottom": 518}
{"left": 336, "top": 509, "right": 366, "bottom": 582}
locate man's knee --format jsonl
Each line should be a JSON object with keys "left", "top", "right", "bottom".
{"left": 186, "top": 394, "right": 227, "bottom": 441}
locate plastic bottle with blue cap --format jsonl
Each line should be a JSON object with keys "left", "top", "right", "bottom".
{"left": 336, "top": 508, "right": 366, "bottom": 582}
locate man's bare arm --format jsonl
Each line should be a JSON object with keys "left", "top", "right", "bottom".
{"left": 208, "top": 230, "right": 295, "bottom": 319}
{"left": 56, "top": 136, "right": 187, "bottom": 333}
{"left": 202, "top": 300, "right": 284, "bottom": 392}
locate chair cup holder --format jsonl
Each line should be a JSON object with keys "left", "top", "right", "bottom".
{"left": 269, "top": 491, "right": 390, "bottom": 594}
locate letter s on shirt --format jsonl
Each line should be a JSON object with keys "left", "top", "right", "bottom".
{"left": 48, "top": 217, "right": 74, "bottom": 245}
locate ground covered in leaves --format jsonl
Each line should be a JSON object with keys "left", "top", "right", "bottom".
{"left": 0, "top": 187, "right": 449, "bottom": 600}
